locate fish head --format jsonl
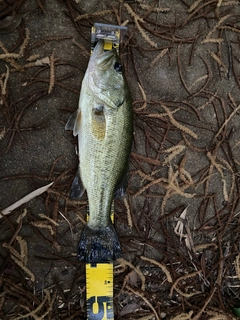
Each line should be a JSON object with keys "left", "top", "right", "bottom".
{"left": 88, "top": 40, "right": 128, "bottom": 109}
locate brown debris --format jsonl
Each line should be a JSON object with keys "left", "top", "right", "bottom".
{"left": 1, "top": 0, "right": 240, "bottom": 319}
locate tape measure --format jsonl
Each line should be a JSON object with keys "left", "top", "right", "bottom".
{"left": 85, "top": 203, "right": 114, "bottom": 320}
{"left": 86, "top": 263, "right": 114, "bottom": 320}
{"left": 85, "top": 23, "right": 127, "bottom": 320}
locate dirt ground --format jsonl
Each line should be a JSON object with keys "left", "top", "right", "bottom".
{"left": 1, "top": 0, "right": 240, "bottom": 319}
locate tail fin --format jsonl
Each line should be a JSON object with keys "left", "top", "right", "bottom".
{"left": 77, "top": 224, "right": 121, "bottom": 263}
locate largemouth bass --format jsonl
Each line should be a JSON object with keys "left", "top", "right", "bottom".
{"left": 65, "top": 40, "right": 133, "bottom": 262}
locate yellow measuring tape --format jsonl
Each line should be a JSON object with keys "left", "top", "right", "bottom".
{"left": 85, "top": 203, "right": 115, "bottom": 320}
{"left": 86, "top": 263, "right": 114, "bottom": 320}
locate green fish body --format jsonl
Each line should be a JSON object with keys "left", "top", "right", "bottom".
{"left": 66, "top": 40, "right": 133, "bottom": 262}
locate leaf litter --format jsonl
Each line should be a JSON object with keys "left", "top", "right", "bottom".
{"left": 1, "top": 0, "right": 240, "bottom": 319}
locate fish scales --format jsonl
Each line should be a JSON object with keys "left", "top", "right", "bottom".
{"left": 65, "top": 40, "right": 133, "bottom": 262}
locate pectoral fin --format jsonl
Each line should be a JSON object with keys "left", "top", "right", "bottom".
{"left": 65, "top": 110, "right": 81, "bottom": 137}
{"left": 70, "top": 169, "right": 85, "bottom": 199}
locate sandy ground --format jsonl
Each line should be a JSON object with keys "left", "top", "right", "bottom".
{"left": 1, "top": 0, "right": 240, "bottom": 319}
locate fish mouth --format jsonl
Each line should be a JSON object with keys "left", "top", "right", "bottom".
{"left": 87, "top": 39, "right": 125, "bottom": 108}
{"left": 92, "top": 40, "right": 117, "bottom": 70}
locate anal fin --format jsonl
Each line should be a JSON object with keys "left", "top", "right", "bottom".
{"left": 114, "top": 171, "right": 128, "bottom": 198}
{"left": 70, "top": 169, "right": 85, "bottom": 199}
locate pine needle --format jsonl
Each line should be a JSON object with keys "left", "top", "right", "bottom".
{"left": 222, "top": 1, "right": 240, "bottom": 4}
{"left": 147, "top": 108, "right": 180, "bottom": 119}
{"left": 135, "top": 19, "right": 158, "bottom": 48}
{"left": 161, "top": 105, "right": 198, "bottom": 139}
{"left": 163, "top": 145, "right": 186, "bottom": 164}
{"left": 207, "top": 151, "right": 228, "bottom": 201}
{"left": 31, "top": 221, "right": 55, "bottom": 235}
{"left": 16, "top": 236, "right": 28, "bottom": 265}
{"left": 171, "top": 311, "right": 194, "bottom": 320}
{"left": 117, "top": 258, "right": 145, "bottom": 291}
{"left": 2, "top": 65, "right": 9, "bottom": 95}
{"left": 14, "top": 289, "right": 54, "bottom": 320}
{"left": 150, "top": 48, "right": 168, "bottom": 67}
{"left": 179, "top": 156, "right": 194, "bottom": 185}
{"left": 192, "top": 288, "right": 216, "bottom": 320}
{"left": 19, "top": 28, "right": 30, "bottom": 57}
{"left": 169, "top": 270, "right": 202, "bottom": 298}
{"left": 39, "top": 213, "right": 59, "bottom": 226}
{"left": 141, "top": 256, "right": 172, "bottom": 282}
{"left": 134, "top": 177, "right": 165, "bottom": 197}
{"left": 136, "top": 82, "right": 147, "bottom": 110}
{"left": 188, "top": 0, "right": 203, "bottom": 12}
{"left": 215, "top": 104, "right": 240, "bottom": 140}
{"left": 75, "top": 10, "right": 113, "bottom": 21}
{"left": 202, "top": 38, "right": 223, "bottom": 44}
{"left": 11, "top": 254, "right": 35, "bottom": 282}
{"left": 209, "top": 51, "right": 228, "bottom": 73}
{"left": 124, "top": 3, "right": 157, "bottom": 48}
{"left": 195, "top": 243, "right": 218, "bottom": 251}
{"left": 235, "top": 254, "right": 240, "bottom": 279}
{"left": 48, "top": 50, "right": 55, "bottom": 94}
{"left": 72, "top": 40, "right": 90, "bottom": 57}
{"left": 137, "top": 1, "right": 170, "bottom": 13}
{"left": 27, "top": 54, "right": 40, "bottom": 62}
{"left": 2, "top": 242, "right": 22, "bottom": 262}
{"left": 138, "top": 315, "right": 156, "bottom": 320}
{"left": 126, "top": 285, "right": 160, "bottom": 320}
{"left": 202, "top": 13, "right": 231, "bottom": 43}
{"left": 189, "top": 75, "right": 208, "bottom": 91}
{"left": 0, "top": 127, "right": 6, "bottom": 140}
{"left": 198, "top": 91, "right": 218, "bottom": 110}
{"left": 0, "top": 53, "right": 20, "bottom": 60}
{"left": 124, "top": 3, "right": 144, "bottom": 23}
{"left": 220, "top": 25, "right": 240, "bottom": 34}
{"left": 0, "top": 41, "right": 8, "bottom": 53}
{"left": 124, "top": 197, "right": 132, "bottom": 228}
{"left": 216, "top": 0, "right": 223, "bottom": 17}
{"left": 3, "top": 240, "right": 35, "bottom": 282}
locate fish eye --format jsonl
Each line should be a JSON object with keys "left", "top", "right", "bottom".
{"left": 93, "top": 105, "right": 104, "bottom": 115}
{"left": 95, "top": 105, "right": 103, "bottom": 112}
{"left": 114, "top": 62, "right": 122, "bottom": 72}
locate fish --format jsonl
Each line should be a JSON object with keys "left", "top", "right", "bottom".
{"left": 65, "top": 40, "right": 133, "bottom": 262}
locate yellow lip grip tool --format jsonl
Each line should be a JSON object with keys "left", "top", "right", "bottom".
{"left": 85, "top": 23, "right": 128, "bottom": 320}
{"left": 91, "top": 23, "right": 127, "bottom": 53}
